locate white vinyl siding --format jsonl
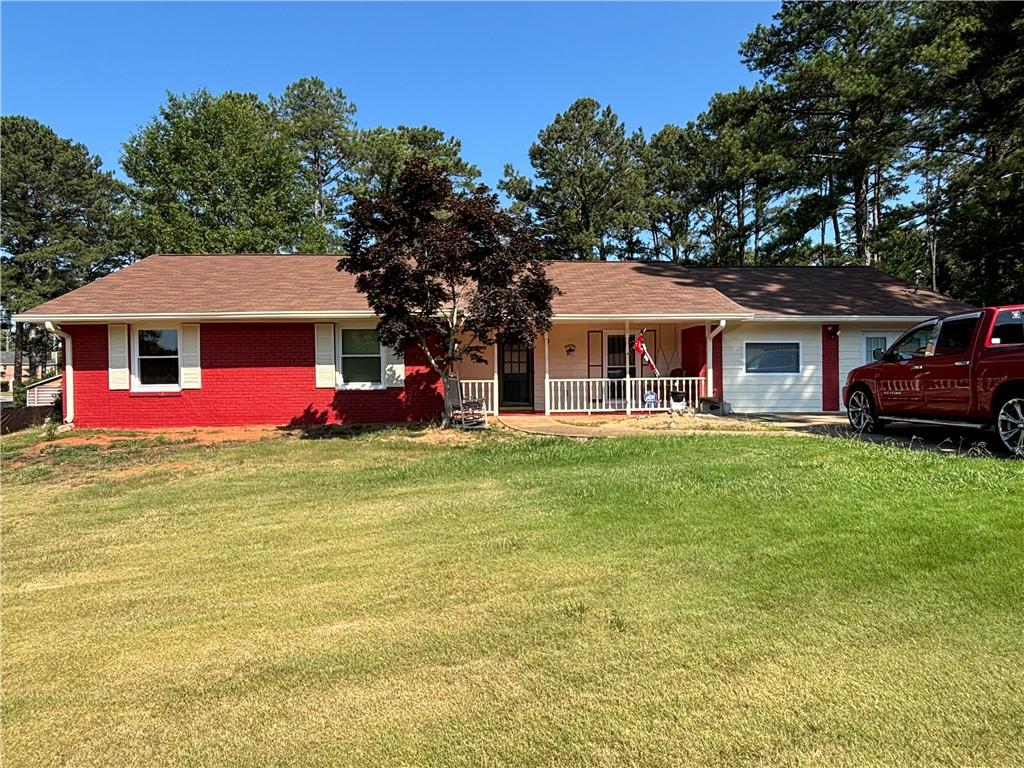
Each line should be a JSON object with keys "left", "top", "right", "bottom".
{"left": 107, "top": 324, "right": 130, "bottom": 390}
{"left": 723, "top": 324, "right": 821, "bottom": 412}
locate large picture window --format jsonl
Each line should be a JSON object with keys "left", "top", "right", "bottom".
{"left": 745, "top": 342, "right": 800, "bottom": 374}
{"left": 339, "top": 328, "right": 382, "bottom": 385}
{"left": 136, "top": 328, "right": 179, "bottom": 387}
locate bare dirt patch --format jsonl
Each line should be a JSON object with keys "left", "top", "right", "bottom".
{"left": 552, "top": 412, "right": 779, "bottom": 433}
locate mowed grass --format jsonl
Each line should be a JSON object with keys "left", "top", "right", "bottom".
{"left": 2, "top": 428, "right": 1023, "bottom": 767}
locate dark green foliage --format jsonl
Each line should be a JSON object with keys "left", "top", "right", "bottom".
{"left": 350, "top": 125, "right": 480, "bottom": 201}
{"left": 1, "top": 116, "right": 131, "bottom": 387}
{"left": 122, "top": 90, "right": 310, "bottom": 253}
{"left": 508, "top": 2, "right": 1023, "bottom": 303}
{"left": 501, "top": 98, "right": 644, "bottom": 260}
{"left": 270, "top": 77, "right": 358, "bottom": 252}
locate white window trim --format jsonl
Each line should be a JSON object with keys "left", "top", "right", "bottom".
{"left": 130, "top": 323, "right": 182, "bottom": 392}
{"left": 743, "top": 340, "right": 803, "bottom": 375}
{"left": 336, "top": 325, "right": 387, "bottom": 391}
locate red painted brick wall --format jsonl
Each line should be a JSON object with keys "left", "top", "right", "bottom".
{"left": 821, "top": 324, "right": 840, "bottom": 412}
{"left": 65, "top": 323, "right": 443, "bottom": 428}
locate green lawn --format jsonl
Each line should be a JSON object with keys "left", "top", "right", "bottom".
{"left": 2, "top": 428, "right": 1022, "bottom": 767}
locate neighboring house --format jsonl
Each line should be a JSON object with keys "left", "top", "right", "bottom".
{"left": 0, "top": 349, "right": 59, "bottom": 389}
{"left": 14, "top": 254, "right": 970, "bottom": 428}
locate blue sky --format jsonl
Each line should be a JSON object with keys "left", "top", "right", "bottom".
{"left": 1, "top": 2, "right": 778, "bottom": 188}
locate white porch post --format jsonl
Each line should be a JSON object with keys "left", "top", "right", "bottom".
{"left": 625, "top": 319, "right": 632, "bottom": 415}
{"left": 492, "top": 343, "right": 499, "bottom": 415}
{"left": 543, "top": 332, "right": 551, "bottom": 415}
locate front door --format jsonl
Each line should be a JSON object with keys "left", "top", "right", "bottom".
{"left": 499, "top": 342, "right": 533, "bottom": 409}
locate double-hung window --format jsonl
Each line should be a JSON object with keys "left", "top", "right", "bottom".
{"left": 338, "top": 328, "right": 383, "bottom": 387}
{"left": 135, "top": 328, "right": 180, "bottom": 389}
{"left": 865, "top": 336, "right": 889, "bottom": 363}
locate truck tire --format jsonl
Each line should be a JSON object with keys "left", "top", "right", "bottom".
{"left": 847, "top": 388, "right": 881, "bottom": 434}
{"left": 995, "top": 394, "right": 1024, "bottom": 457}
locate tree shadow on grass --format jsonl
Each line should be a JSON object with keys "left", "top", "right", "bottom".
{"left": 278, "top": 406, "right": 437, "bottom": 440}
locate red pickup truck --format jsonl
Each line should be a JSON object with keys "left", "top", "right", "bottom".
{"left": 844, "top": 305, "right": 1024, "bottom": 455}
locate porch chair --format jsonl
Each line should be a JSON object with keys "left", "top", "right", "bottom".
{"left": 445, "top": 372, "right": 489, "bottom": 430}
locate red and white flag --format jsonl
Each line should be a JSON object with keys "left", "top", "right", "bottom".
{"left": 632, "top": 332, "right": 660, "bottom": 377}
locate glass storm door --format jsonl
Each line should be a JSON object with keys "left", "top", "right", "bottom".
{"left": 606, "top": 334, "right": 638, "bottom": 404}
{"left": 499, "top": 343, "right": 533, "bottom": 408}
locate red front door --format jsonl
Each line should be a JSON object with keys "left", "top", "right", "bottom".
{"left": 921, "top": 312, "right": 982, "bottom": 418}
{"left": 876, "top": 320, "right": 937, "bottom": 416}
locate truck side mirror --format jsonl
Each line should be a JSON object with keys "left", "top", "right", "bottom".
{"left": 872, "top": 348, "right": 883, "bottom": 361}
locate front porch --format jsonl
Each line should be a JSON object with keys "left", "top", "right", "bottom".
{"left": 456, "top": 318, "right": 726, "bottom": 415}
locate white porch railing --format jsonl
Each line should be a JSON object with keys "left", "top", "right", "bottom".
{"left": 460, "top": 379, "right": 497, "bottom": 414}
{"left": 546, "top": 377, "right": 705, "bottom": 414}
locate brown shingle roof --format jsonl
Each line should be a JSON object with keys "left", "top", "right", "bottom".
{"left": 17, "top": 253, "right": 971, "bottom": 321}
{"left": 688, "top": 266, "right": 972, "bottom": 317}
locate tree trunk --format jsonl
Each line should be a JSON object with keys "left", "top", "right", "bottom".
{"left": 854, "top": 170, "right": 871, "bottom": 265}
{"left": 828, "top": 174, "right": 843, "bottom": 256}
{"left": 736, "top": 184, "right": 746, "bottom": 266}
{"left": 12, "top": 322, "right": 24, "bottom": 389}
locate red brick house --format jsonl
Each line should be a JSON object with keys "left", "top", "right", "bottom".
{"left": 15, "top": 254, "right": 969, "bottom": 428}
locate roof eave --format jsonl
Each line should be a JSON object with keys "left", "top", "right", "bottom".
{"left": 13, "top": 310, "right": 379, "bottom": 324}
{"left": 746, "top": 313, "right": 942, "bottom": 323}
{"left": 552, "top": 312, "right": 753, "bottom": 321}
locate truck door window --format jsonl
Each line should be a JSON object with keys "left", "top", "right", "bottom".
{"left": 991, "top": 309, "right": 1024, "bottom": 345}
{"left": 892, "top": 321, "right": 937, "bottom": 361}
{"left": 933, "top": 315, "right": 980, "bottom": 356}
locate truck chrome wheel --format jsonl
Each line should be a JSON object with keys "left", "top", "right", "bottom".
{"left": 847, "top": 390, "right": 874, "bottom": 432}
{"left": 997, "top": 397, "right": 1024, "bottom": 457}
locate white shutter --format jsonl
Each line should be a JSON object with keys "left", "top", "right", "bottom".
{"left": 314, "top": 323, "right": 336, "bottom": 388}
{"left": 180, "top": 324, "right": 201, "bottom": 389}
{"left": 107, "top": 324, "right": 129, "bottom": 390}
{"left": 383, "top": 345, "right": 406, "bottom": 388}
